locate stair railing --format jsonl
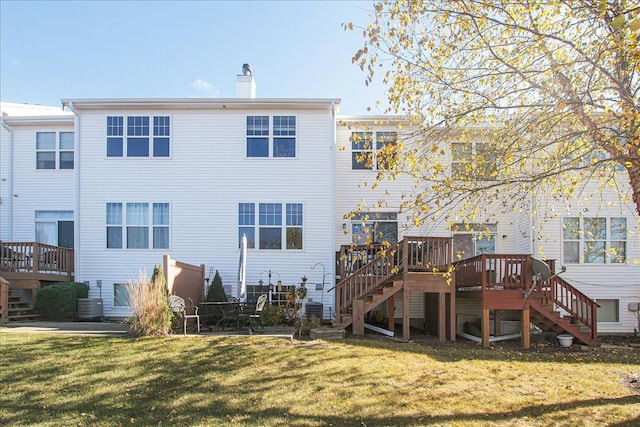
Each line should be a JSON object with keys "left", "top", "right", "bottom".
{"left": 333, "top": 237, "right": 452, "bottom": 322}
{"left": 333, "top": 241, "right": 403, "bottom": 321}
{"left": 539, "top": 274, "right": 598, "bottom": 342}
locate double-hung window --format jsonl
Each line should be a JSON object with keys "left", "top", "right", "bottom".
{"left": 36, "top": 131, "right": 74, "bottom": 169}
{"left": 451, "top": 142, "right": 497, "bottom": 180}
{"left": 452, "top": 223, "right": 497, "bottom": 260}
{"left": 351, "top": 131, "right": 398, "bottom": 170}
{"left": 351, "top": 212, "right": 398, "bottom": 245}
{"left": 563, "top": 217, "right": 627, "bottom": 263}
{"left": 106, "top": 202, "right": 170, "bottom": 249}
{"left": 107, "top": 115, "right": 170, "bottom": 158}
{"left": 246, "top": 115, "right": 296, "bottom": 158}
{"left": 273, "top": 116, "right": 296, "bottom": 157}
{"left": 246, "top": 116, "right": 269, "bottom": 157}
{"left": 238, "top": 202, "right": 303, "bottom": 250}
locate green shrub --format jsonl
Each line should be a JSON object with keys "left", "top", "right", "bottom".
{"left": 260, "top": 304, "right": 284, "bottom": 326}
{"left": 202, "top": 270, "right": 227, "bottom": 324}
{"left": 35, "top": 282, "right": 89, "bottom": 321}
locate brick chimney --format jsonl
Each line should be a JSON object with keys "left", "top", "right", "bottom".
{"left": 236, "top": 63, "right": 256, "bottom": 98}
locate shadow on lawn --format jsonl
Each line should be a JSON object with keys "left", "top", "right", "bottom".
{"left": 2, "top": 334, "right": 639, "bottom": 426}
{"left": 336, "top": 332, "right": 640, "bottom": 365}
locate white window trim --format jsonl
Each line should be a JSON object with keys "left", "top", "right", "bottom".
{"left": 562, "top": 216, "right": 627, "bottom": 264}
{"left": 351, "top": 131, "right": 398, "bottom": 170}
{"left": 246, "top": 115, "right": 298, "bottom": 159}
{"left": 106, "top": 202, "right": 171, "bottom": 250}
{"left": 238, "top": 202, "right": 304, "bottom": 251}
{"left": 36, "top": 131, "right": 75, "bottom": 170}
{"left": 106, "top": 114, "right": 172, "bottom": 159}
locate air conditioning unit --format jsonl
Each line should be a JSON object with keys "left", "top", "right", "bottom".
{"left": 77, "top": 298, "right": 103, "bottom": 320}
{"left": 305, "top": 302, "right": 323, "bottom": 321}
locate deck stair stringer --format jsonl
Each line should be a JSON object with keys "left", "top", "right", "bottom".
{"left": 333, "top": 279, "right": 404, "bottom": 329}
{"left": 529, "top": 297, "right": 600, "bottom": 346}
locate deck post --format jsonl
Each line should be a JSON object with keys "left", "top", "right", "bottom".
{"left": 352, "top": 299, "right": 364, "bottom": 337}
{"left": 449, "top": 271, "right": 456, "bottom": 342}
{"left": 0, "top": 276, "right": 9, "bottom": 324}
{"left": 481, "top": 308, "right": 490, "bottom": 347}
{"left": 494, "top": 309, "right": 502, "bottom": 337}
{"left": 403, "top": 289, "right": 410, "bottom": 340}
{"left": 438, "top": 292, "right": 446, "bottom": 342}
{"left": 522, "top": 307, "right": 531, "bottom": 349}
{"left": 388, "top": 294, "right": 395, "bottom": 332}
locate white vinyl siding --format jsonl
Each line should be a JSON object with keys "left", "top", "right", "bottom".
{"left": 74, "top": 105, "right": 336, "bottom": 318}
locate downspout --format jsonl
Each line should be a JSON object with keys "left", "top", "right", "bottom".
{"left": 329, "top": 101, "right": 337, "bottom": 321}
{"left": 530, "top": 188, "right": 537, "bottom": 257}
{"left": 65, "top": 102, "right": 81, "bottom": 283}
{"left": 1, "top": 117, "right": 14, "bottom": 240}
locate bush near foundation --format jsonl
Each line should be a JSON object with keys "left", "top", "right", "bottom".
{"left": 35, "top": 282, "right": 89, "bottom": 321}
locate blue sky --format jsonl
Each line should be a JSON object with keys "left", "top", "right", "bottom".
{"left": 1, "top": 0, "right": 387, "bottom": 115}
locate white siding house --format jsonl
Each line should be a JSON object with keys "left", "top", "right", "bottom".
{"left": 2, "top": 73, "right": 638, "bottom": 334}
{"left": 1, "top": 102, "right": 75, "bottom": 245}
{"left": 335, "top": 116, "right": 640, "bottom": 335}
{"left": 62, "top": 96, "right": 339, "bottom": 318}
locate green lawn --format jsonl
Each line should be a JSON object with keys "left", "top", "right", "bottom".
{"left": 1, "top": 333, "right": 639, "bottom": 426}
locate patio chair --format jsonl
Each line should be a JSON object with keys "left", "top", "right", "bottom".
{"left": 238, "top": 294, "right": 267, "bottom": 335}
{"left": 168, "top": 295, "right": 200, "bottom": 335}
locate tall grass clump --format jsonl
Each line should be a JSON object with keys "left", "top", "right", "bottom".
{"left": 127, "top": 266, "right": 173, "bottom": 337}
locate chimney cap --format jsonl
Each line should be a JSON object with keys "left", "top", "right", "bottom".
{"left": 242, "top": 64, "right": 252, "bottom": 76}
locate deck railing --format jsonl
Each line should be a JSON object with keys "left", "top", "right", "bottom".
{"left": 1, "top": 242, "right": 74, "bottom": 277}
{"left": 454, "top": 254, "right": 597, "bottom": 340}
{"left": 453, "top": 254, "right": 533, "bottom": 292}
{"left": 333, "top": 236, "right": 452, "bottom": 318}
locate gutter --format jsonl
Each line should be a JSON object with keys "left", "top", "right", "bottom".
{"left": 0, "top": 117, "right": 14, "bottom": 240}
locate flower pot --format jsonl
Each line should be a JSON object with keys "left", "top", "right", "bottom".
{"left": 557, "top": 334, "right": 574, "bottom": 347}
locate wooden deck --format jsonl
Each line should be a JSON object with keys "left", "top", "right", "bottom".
{"left": 333, "top": 237, "right": 455, "bottom": 342}
{"left": 1, "top": 242, "right": 74, "bottom": 322}
{"left": 333, "top": 239, "right": 599, "bottom": 348}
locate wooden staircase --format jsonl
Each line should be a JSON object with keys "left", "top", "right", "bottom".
{"left": 332, "top": 237, "right": 453, "bottom": 338}
{"left": 528, "top": 275, "right": 600, "bottom": 346}
{"left": 6, "top": 290, "right": 41, "bottom": 322}
{"left": 1, "top": 276, "right": 41, "bottom": 323}
{"left": 334, "top": 280, "right": 404, "bottom": 329}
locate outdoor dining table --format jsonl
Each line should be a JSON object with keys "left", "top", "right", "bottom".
{"left": 198, "top": 300, "right": 253, "bottom": 331}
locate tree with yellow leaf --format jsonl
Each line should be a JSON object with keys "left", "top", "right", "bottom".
{"left": 349, "top": 0, "right": 640, "bottom": 225}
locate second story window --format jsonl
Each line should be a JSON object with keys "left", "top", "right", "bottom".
{"left": 107, "top": 115, "right": 170, "bottom": 158}
{"left": 246, "top": 115, "right": 296, "bottom": 158}
{"left": 273, "top": 116, "right": 296, "bottom": 157}
{"left": 563, "top": 217, "right": 627, "bottom": 264}
{"left": 351, "top": 131, "right": 398, "bottom": 170}
{"left": 36, "top": 131, "right": 74, "bottom": 170}
{"left": 451, "top": 142, "right": 497, "bottom": 180}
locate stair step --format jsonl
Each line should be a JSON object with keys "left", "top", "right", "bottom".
{"left": 9, "top": 313, "right": 41, "bottom": 320}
